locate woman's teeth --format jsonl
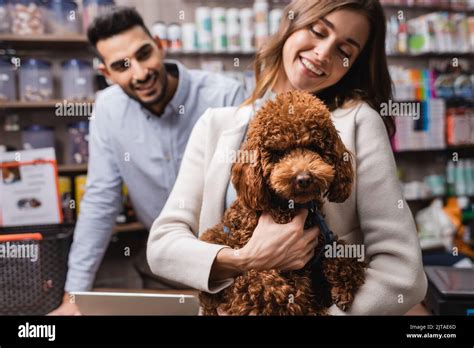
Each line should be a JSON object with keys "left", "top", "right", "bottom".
{"left": 301, "top": 57, "right": 325, "bottom": 76}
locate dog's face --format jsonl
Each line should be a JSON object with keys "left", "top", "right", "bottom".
{"left": 232, "top": 91, "right": 354, "bottom": 210}
{"left": 266, "top": 146, "right": 335, "bottom": 205}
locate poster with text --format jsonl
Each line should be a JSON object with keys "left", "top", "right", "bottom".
{"left": 0, "top": 148, "right": 62, "bottom": 227}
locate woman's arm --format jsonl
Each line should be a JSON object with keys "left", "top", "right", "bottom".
{"left": 329, "top": 104, "right": 427, "bottom": 315}
{"left": 147, "top": 108, "right": 320, "bottom": 293}
{"left": 147, "top": 108, "right": 235, "bottom": 293}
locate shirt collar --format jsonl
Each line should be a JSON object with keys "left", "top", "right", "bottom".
{"left": 164, "top": 60, "right": 191, "bottom": 115}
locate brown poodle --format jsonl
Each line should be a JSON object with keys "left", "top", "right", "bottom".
{"left": 200, "top": 91, "right": 366, "bottom": 315}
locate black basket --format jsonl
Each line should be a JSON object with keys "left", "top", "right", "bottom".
{"left": 0, "top": 224, "right": 73, "bottom": 315}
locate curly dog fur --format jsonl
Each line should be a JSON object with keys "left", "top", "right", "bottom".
{"left": 200, "top": 91, "right": 366, "bottom": 315}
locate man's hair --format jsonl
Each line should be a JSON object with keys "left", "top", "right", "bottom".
{"left": 87, "top": 6, "right": 152, "bottom": 47}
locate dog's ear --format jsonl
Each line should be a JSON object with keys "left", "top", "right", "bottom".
{"left": 231, "top": 144, "right": 269, "bottom": 210}
{"left": 326, "top": 141, "right": 354, "bottom": 203}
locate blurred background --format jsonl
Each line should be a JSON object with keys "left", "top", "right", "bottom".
{"left": 0, "top": 0, "right": 473, "bottom": 314}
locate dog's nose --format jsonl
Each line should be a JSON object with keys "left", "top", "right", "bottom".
{"left": 295, "top": 173, "right": 313, "bottom": 189}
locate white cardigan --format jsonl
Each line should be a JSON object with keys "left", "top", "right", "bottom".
{"left": 147, "top": 101, "right": 428, "bottom": 315}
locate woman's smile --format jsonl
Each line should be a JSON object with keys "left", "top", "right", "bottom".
{"left": 299, "top": 56, "right": 327, "bottom": 78}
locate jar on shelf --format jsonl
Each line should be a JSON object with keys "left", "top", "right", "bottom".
{"left": 44, "top": 0, "right": 79, "bottom": 35}
{"left": 21, "top": 125, "right": 55, "bottom": 150}
{"left": 82, "top": 0, "right": 115, "bottom": 34}
{"left": 67, "top": 121, "right": 89, "bottom": 164}
{"left": 11, "top": 0, "right": 46, "bottom": 36}
{"left": 19, "top": 58, "right": 53, "bottom": 101}
{"left": 0, "top": 57, "right": 17, "bottom": 102}
{"left": 151, "top": 21, "right": 169, "bottom": 49}
{"left": 61, "top": 59, "right": 94, "bottom": 101}
{"left": 167, "top": 23, "right": 182, "bottom": 52}
{"left": 0, "top": 0, "right": 11, "bottom": 33}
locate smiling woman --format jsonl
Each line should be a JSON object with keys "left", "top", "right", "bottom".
{"left": 148, "top": 0, "right": 428, "bottom": 316}
{"left": 247, "top": 0, "right": 395, "bottom": 137}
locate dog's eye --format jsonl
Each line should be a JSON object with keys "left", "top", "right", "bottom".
{"left": 270, "top": 150, "right": 285, "bottom": 161}
{"left": 308, "top": 145, "right": 320, "bottom": 153}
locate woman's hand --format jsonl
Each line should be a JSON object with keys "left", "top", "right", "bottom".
{"left": 210, "top": 209, "right": 319, "bottom": 282}
{"left": 240, "top": 209, "right": 319, "bottom": 271}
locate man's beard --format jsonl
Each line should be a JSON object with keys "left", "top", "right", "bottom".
{"left": 126, "top": 66, "right": 169, "bottom": 107}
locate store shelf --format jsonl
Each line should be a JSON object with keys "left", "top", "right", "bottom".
{"left": 167, "top": 51, "right": 255, "bottom": 58}
{"left": 382, "top": 4, "right": 474, "bottom": 13}
{"left": 0, "top": 99, "right": 95, "bottom": 109}
{"left": 394, "top": 144, "right": 474, "bottom": 154}
{"left": 58, "top": 164, "right": 88, "bottom": 174}
{"left": 388, "top": 52, "right": 474, "bottom": 59}
{"left": 407, "top": 195, "right": 474, "bottom": 203}
{"left": 113, "top": 222, "right": 146, "bottom": 233}
{"left": 0, "top": 34, "right": 90, "bottom": 50}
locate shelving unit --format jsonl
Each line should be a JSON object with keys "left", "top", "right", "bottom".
{"left": 113, "top": 222, "right": 146, "bottom": 234}
{"left": 0, "top": 34, "right": 90, "bottom": 50}
{"left": 0, "top": 99, "right": 95, "bottom": 109}
{"left": 57, "top": 163, "right": 88, "bottom": 174}
{"left": 382, "top": 3, "right": 474, "bottom": 14}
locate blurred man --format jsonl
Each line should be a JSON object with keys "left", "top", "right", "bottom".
{"left": 50, "top": 7, "right": 245, "bottom": 315}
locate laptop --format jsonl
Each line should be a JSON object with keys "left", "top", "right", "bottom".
{"left": 424, "top": 266, "right": 474, "bottom": 315}
{"left": 71, "top": 291, "right": 200, "bottom": 316}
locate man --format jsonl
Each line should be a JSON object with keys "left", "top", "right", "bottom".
{"left": 50, "top": 7, "right": 245, "bottom": 314}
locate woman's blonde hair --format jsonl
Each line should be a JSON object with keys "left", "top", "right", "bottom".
{"left": 245, "top": 0, "right": 395, "bottom": 137}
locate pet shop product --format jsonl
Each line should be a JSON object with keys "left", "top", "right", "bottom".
{"left": 196, "top": 7, "right": 212, "bottom": 52}
{"left": 211, "top": 7, "right": 226, "bottom": 52}
{"left": 44, "top": 0, "right": 79, "bottom": 34}
{"left": 253, "top": 0, "right": 268, "bottom": 50}
{"left": 239, "top": 8, "right": 254, "bottom": 52}
{"left": 416, "top": 199, "right": 456, "bottom": 251}
{"left": 0, "top": 57, "right": 17, "bottom": 102}
{"left": 61, "top": 59, "right": 94, "bottom": 101}
{"left": 19, "top": 58, "right": 53, "bottom": 101}
{"left": 446, "top": 161, "right": 456, "bottom": 196}
{"left": 182, "top": 23, "right": 197, "bottom": 53}
{"left": 226, "top": 8, "right": 240, "bottom": 53}
{"left": 151, "top": 21, "right": 169, "bottom": 49}
{"left": 167, "top": 23, "right": 182, "bottom": 52}
{"left": 67, "top": 121, "right": 89, "bottom": 164}
{"left": 468, "top": 159, "right": 474, "bottom": 195}
{"left": 0, "top": 0, "right": 11, "bottom": 33}
{"left": 468, "top": 16, "right": 474, "bottom": 51}
{"left": 424, "top": 174, "right": 446, "bottom": 197}
{"left": 58, "top": 176, "right": 73, "bottom": 223}
{"left": 74, "top": 174, "right": 87, "bottom": 216}
{"left": 61, "top": 59, "right": 94, "bottom": 100}
{"left": 454, "top": 74, "right": 472, "bottom": 99}
{"left": 11, "top": 0, "right": 45, "bottom": 35}
{"left": 21, "top": 125, "right": 54, "bottom": 150}
{"left": 455, "top": 160, "right": 467, "bottom": 196}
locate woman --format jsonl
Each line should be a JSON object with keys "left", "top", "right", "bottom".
{"left": 147, "top": 0, "right": 427, "bottom": 315}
